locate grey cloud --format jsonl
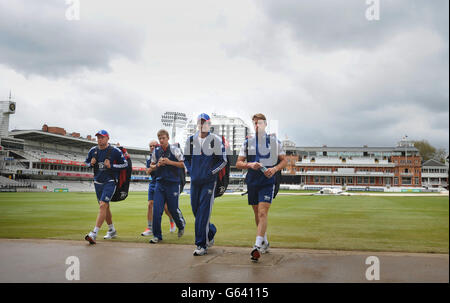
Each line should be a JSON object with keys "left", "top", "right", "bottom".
{"left": 430, "top": 112, "right": 449, "bottom": 130}
{"left": 7, "top": 79, "right": 164, "bottom": 148}
{"left": 258, "top": 0, "right": 449, "bottom": 51}
{"left": 60, "top": 82, "right": 164, "bottom": 146}
{"left": 0, "top": 0, "right": 143, "bottom": 77}
{"left": 2, "top": 0, "right": 447, "bottom": 151}
{"left": 269, "top": 88, "right": 448, "bottom": 149}
{"left": 229, "top": 1, "right": 449, "bottom": 149}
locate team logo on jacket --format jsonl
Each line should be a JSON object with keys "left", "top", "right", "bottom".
{"left": 173, "top": 192, "right": 179, "bottom": 196}
{"left": 208, "top": 189, "right": 213, "bottom": 195}
{"left": 104, "top": 196, "right": 110, "bottom": 202}
{"left": 264, "top": 195, "right": 271, "bottom": 201}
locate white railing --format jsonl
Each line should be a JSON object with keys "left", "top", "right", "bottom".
{"left": 291, "top": 171, "right": 394, "bottom": 177}
{"left": 422, "top": 173, "right": 448, "bottom": 178}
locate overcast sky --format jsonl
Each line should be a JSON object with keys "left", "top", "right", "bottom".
{"left": 0, "top": 0, "right": 448, "bottom": 150}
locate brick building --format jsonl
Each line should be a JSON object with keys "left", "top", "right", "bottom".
{"left": 281, "top": 138, "right": 422, "bottom": 188}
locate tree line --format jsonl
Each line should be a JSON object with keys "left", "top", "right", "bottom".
{"left": 413, "top": 140, "right": 448, "bottom": 163}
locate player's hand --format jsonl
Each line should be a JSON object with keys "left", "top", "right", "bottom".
{"left": 90, "top": 158, "right": 97, "bottom": 166}
{"left": 163, "top": 158, "right": 173, "bottom": 166}
{"left": 146, "top": 167, "right": 151, "bottom": 174}
{"left": 264, "top": 167, "right": 277, "bottom": 178}
{"left": 104, "top": 159, "right": 111, "bottom": 168}
{"left": 248, "top": 162, "right": 262, "bottom": 170}
{"left": 158, "top": 158, "right": 167, "bottom": 166}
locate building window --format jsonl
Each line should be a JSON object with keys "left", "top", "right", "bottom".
{"left": 336, "top": 177, "right": 341, "bottom": 184}
{"left": 347, "top": 177, "right": 353, "bottom": 184}
{"left": 415, "top": 177, "right": 419, "bottom": 185}
{"left": 402, "top": 177, "right": 412, "bottom": 185}
{"left": 394, "top": 177, "right": 399, "bottom": 185}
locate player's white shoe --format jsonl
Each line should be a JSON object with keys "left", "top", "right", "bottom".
{"left": 207, "top": 238, "right": 214, "bottom": 248}
{"left": 141, "top": 228, "right": 153, "bottom": 236}
{"left": 250, "top": 245, "right": 261, "bottom": 262}
{"left": 193, "top": 246, "right": 208, "bottom": 256}
{"left": 149, "top": 237, "right": 160, "bottom": 244}
{"left": 170, "top": 222, "right": 176, "bottom": 233}
{"left": 103, "top": 229, "right": 117, "bottom": 239}
{"left": 261, "top": 241, "right": 270, "bottom": 254}
{"left": 85, "top": 231, "right": 97, "bottom": 244}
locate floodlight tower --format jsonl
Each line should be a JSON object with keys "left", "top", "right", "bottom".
{"left": 161, "top": 111, "right": 188, "bottom": 144}
{"left": 0, "top": 91, "right": 16, "bottom": 138}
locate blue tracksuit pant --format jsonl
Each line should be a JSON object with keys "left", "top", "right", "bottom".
{"left": 152, "top": 181, "right": 186, "bottom": 240}
{"left": 190, "top": 180, "right": 217, "bottom": 248}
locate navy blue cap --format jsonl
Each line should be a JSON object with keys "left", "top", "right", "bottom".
{"left": 95, "top": 130, "right": 109, "bottom": 138}
{"left": 197, "top": 113, "right": 210, "bottom": 121}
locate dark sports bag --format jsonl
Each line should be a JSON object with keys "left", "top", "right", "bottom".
{"left": 273, "top": 165, "right": 282, "bottom": 199}
{"left": 244, "top": 134, "right": 282, "bottom": 199}
{"left": 176, "top": 143, "right": 187, "bottom": 193}
{"left": 111, "top": 146, "right": 132, "bottom": 201}
{"left": 93, "top": 145, "right": 132, "bottom": 202}
{"left": 179, "top": 162, "right": 187, "bottom": 193}
{"left": 189, "top": 135, "right": 230, "bottom": 198}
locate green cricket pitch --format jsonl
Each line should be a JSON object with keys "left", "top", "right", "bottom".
{"left": 0, "top": 192, "right": 448, "bottom": 253}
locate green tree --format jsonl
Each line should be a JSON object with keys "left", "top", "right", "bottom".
{"left": 413, "top": 140, "right": 436, "bottom": 161}
{"left": 433, "top": 148, "right": 448, "bottom": 164}
{"left": 413, "top": 140, "right": 448, "bottom": 163}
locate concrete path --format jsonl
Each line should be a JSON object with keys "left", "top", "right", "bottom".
{"left": 0, "top": 239, "right": 447, "bottom": 283}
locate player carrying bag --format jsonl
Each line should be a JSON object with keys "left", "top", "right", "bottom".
{"left": 93, "top": 145, "right": 132, "bottom": 202}
{"left": 188, "top": 135, "right": 230, "bottom": 197}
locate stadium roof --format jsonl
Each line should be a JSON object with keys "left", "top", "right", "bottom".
{"left": 10, "top": 130, "right": 96, "bottom": 148}
{"left": 422, "top": 159, "right": 447, "bottom": 167}
{"left": 8, "top": 130, "right": 147, "bottom": 154}
{"left": 286, "top": 146, "right": 419, "bottom": 153}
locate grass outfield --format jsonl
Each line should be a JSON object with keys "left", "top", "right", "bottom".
{"left": 0, "top": 192, "right": 448, "bottom": 253}
{"left": 277, "top": 189, "right": 445, "bottom": 194}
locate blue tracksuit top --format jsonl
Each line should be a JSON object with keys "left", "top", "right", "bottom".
{"left": 85, "top": 144, "right": 128, "bottom": 183}
{"left": 184, "top": 132, "right": 227, "bottom": 185}
{"left": 151, "top": 144, "right": 184, "bottom": 184}
{"left": 239, "top": 133, "right": 285, "bottom": 187}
